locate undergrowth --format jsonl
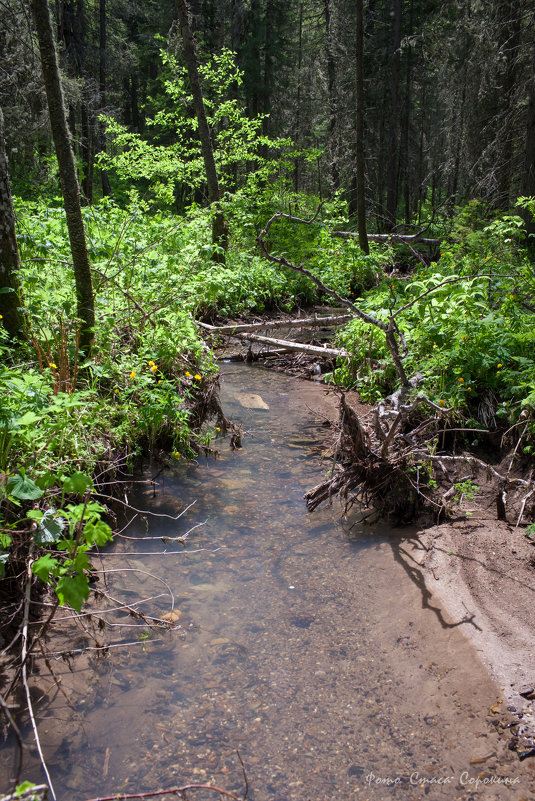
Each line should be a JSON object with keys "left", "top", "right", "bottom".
{"left": 333, "top": 199, "right": 535, "bottom": 457}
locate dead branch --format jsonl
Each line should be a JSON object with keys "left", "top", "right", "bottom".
{"left": 80, "top": 783, "right": 243, "bottom": 801}
{"left": 257, "top": 210, "right": 387, "bottom": 330}
{"left": 237, "top": 750, "right": 249, "bottom": 800}
{"left": 0, "top": 693, "right": 24, "bottom": 790}
{"left": 94, "top": 547, "right": 220, "bottom": 556}
{"left": 117, "top": 519, "right": 204, "bottom": 542}
{"left": 47, "top": 593, "right": 168, "bottom": 623}
{"left": 21, "top": 557, "right": 57, "bottom": 801}
{"left": 218, "top": 330, "right": 347, "bottom": 358}
{"left": 89, "top": 568, "right": 176, "bottom": 607}
{"left": 332, "top": 229, "right": 441, "bottom": 246}
{"left": 94, "top": 494, "right": 197, "bottom": 520}
{"left": 411, "top": 452, "right": 531, "bottom": 488}
{"left": 197, "top": 313, "right": 351, "bottom": 334}
{"left": 41, "top": 638, "right": 166, "bottom": 659}
{"left": 516, "top": 485, "right": 535, "bottom": 527}
{"left": 0, "top": 786, "right": 49, "bottom": 801}
{"left": 257, "top": 209, "right": 410, "bottom": 386}
{"left": 91, "top": 266, "right": 153, "bottom": 323}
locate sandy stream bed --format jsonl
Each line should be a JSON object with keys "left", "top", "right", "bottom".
{"left": 259, "top": 355, "right": 535, "bottom": 796}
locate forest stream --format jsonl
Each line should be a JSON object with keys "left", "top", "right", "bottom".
{"left": 0, "top": 364, "right": 532, "bottom": 801}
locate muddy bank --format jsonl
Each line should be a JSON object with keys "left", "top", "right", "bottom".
{"left": 409, "top": 514, "right": 535, "bottom": 744}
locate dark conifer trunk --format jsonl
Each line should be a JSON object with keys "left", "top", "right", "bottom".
{"left": 385, "top": 0, "right": 402, "bottom": 229}
{"left": 99, "top": 0, "right": 111, "bottom": 197}
{"left": 80, "top": 99, "right": 93, "bottom": 203}
{"left": 522, "top": 40, "right": 535, "bottom": 240}
{"left": 355, "top": 0, "right": 368, "bottom": 254}
{"left": 293, "top": 1, "right": 303, "bottom": 193}
{"left": 31, "top": 0, "right": 95, "bottom": 354}
{"left": 0, "top": 107, "right": 25, "bottom": 340}
{"left": 494, "top": 0, "right": 522, "bottom": 209}
{"left": 324, "top": 0, "right": 339, "bottom": 189}
{"left": 176, "top": 0, "right": 227, "bottom": 262}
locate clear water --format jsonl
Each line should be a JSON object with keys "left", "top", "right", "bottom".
{"left": 0, "top": 365, "right": 528, "bottom": 800}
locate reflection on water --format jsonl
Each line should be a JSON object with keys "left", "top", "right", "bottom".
{"left": 0, "top": 365, "right": 529, "bottom": 800}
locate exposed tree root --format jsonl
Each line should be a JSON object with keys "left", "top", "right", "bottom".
{"left": 305, "top": 390, "right": 535, "bottom": 526}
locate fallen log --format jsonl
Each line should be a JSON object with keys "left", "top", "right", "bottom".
{"left": 197, "top": 313, "right": 351, "bottom": 335}
{"left": 332, "top": 230, "right": 441, "bottom": 247}
{"left": 216, "top": 329, "right": 348, "bottom": 358}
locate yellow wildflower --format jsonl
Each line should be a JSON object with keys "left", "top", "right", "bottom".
{"left": 215, "top": 427, "right": 221, "bottom": 432}
{"left": 49, "top": 362, "right": 57, "bottom": 369}
{"left": 467, "top": 387, "right": 472, "bottom": 392}
{"left": 194, "top": 374, "right": 202, "bottom": 381}
{"left": 148, "top": 360, "right": 155, "bottom": 366}
{"left": 150, "top": 365, "right": 158, "bottom": 373}
{"left": 439, "top": 399, "right": 445, "bottom": 406}
{"left": 458, "top": 377, "right": 464, "bottom": 383}
{"left": 497, "top": 363, "right": 502, "bottom": 368}
{"left": 185, "top": 371, "right": 192, "bottom": 377}
{"left": 173, "top": 452, "right": 181, "bottom": 459}
{"left": 130, "top": 371, "right": 137, "bottom": 379}
{"left": 433, "top": 344, "right": 438, "bottom": 349}
{"left": 0, "top": 314, "right": 3, "bottom": 319}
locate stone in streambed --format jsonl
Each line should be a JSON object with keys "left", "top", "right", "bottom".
{"left": 235, "top": 392, "right": 269, "bottom": 409}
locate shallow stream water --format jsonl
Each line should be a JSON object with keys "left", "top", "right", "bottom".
{"left": 0, "top": 364, "right": 531, "bottom": 800}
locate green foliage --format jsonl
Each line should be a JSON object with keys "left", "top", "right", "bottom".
{"left": 29, "top": 493, "right": 112, "bottom": 611}
{"left": 0, "top": 466, "right": 112, "bottom": 611}
{"left": 453, "top": 480, "right": 480, "bottom": 504}
{"left": 334, "top": 316, "right": 392, "bottom": 402}
{"left": 332, "top": 203, "right": 535, "bottom": 426}
{"left": 3, "top": 181, "right": 535, "bottom": 608}
{"left": 13, "top": 782, "right": 40, "bottom": 799}
{"left": 100, "top": 46, "right": 298, "bottom": 207}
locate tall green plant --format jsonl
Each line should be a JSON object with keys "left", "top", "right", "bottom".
{"left": 99, "top": 47, "right": 297, "bottom": 209}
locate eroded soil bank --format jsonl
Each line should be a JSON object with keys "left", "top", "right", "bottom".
{"left": 0, "top": 363, "right": 534, "bottom": 801}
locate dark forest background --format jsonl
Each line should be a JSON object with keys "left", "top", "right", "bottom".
{"left": 2, "top": 0, "right": 534, "bottom": 228}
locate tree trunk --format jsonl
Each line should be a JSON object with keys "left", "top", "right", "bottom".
{"left": 494, "top": 0, "right": 522, "bottom": 209}
{"left": 385, "top": 0, "right": 402, "bottom": 229}
{"left": 31, "top": 0, "right": 95, "bottom": 354}
{"left": 400, "top": 0, "right": 414, "bottom": 225}
{"left": 0, "top": 107, "right": 25, "bottom": 340}
{"left": 80, "top": 99, "right": 93, "bottom": 203}
{"left": 98, "top": 0, "right": 111, "bottom": 197}
{"left": 449, "top": 77, "right": 466, "bottom": 209}
{"left": 522, "top": 39, "right": 535, "bottom": 241}
{"left": 324, "top": 0, "right": 339, "bottom": 189}
{"left": 293, "top": 1, "right": 303, "bottom": 193}
{"left": 355, "top": 0, "right": 369, "bottom": 254}
{"left": 176, "top": 0, "right": 227, "bottom": 263}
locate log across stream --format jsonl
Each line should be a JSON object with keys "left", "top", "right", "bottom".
{"left": 0, "top": 364, "right": 530, "bottom": 800}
